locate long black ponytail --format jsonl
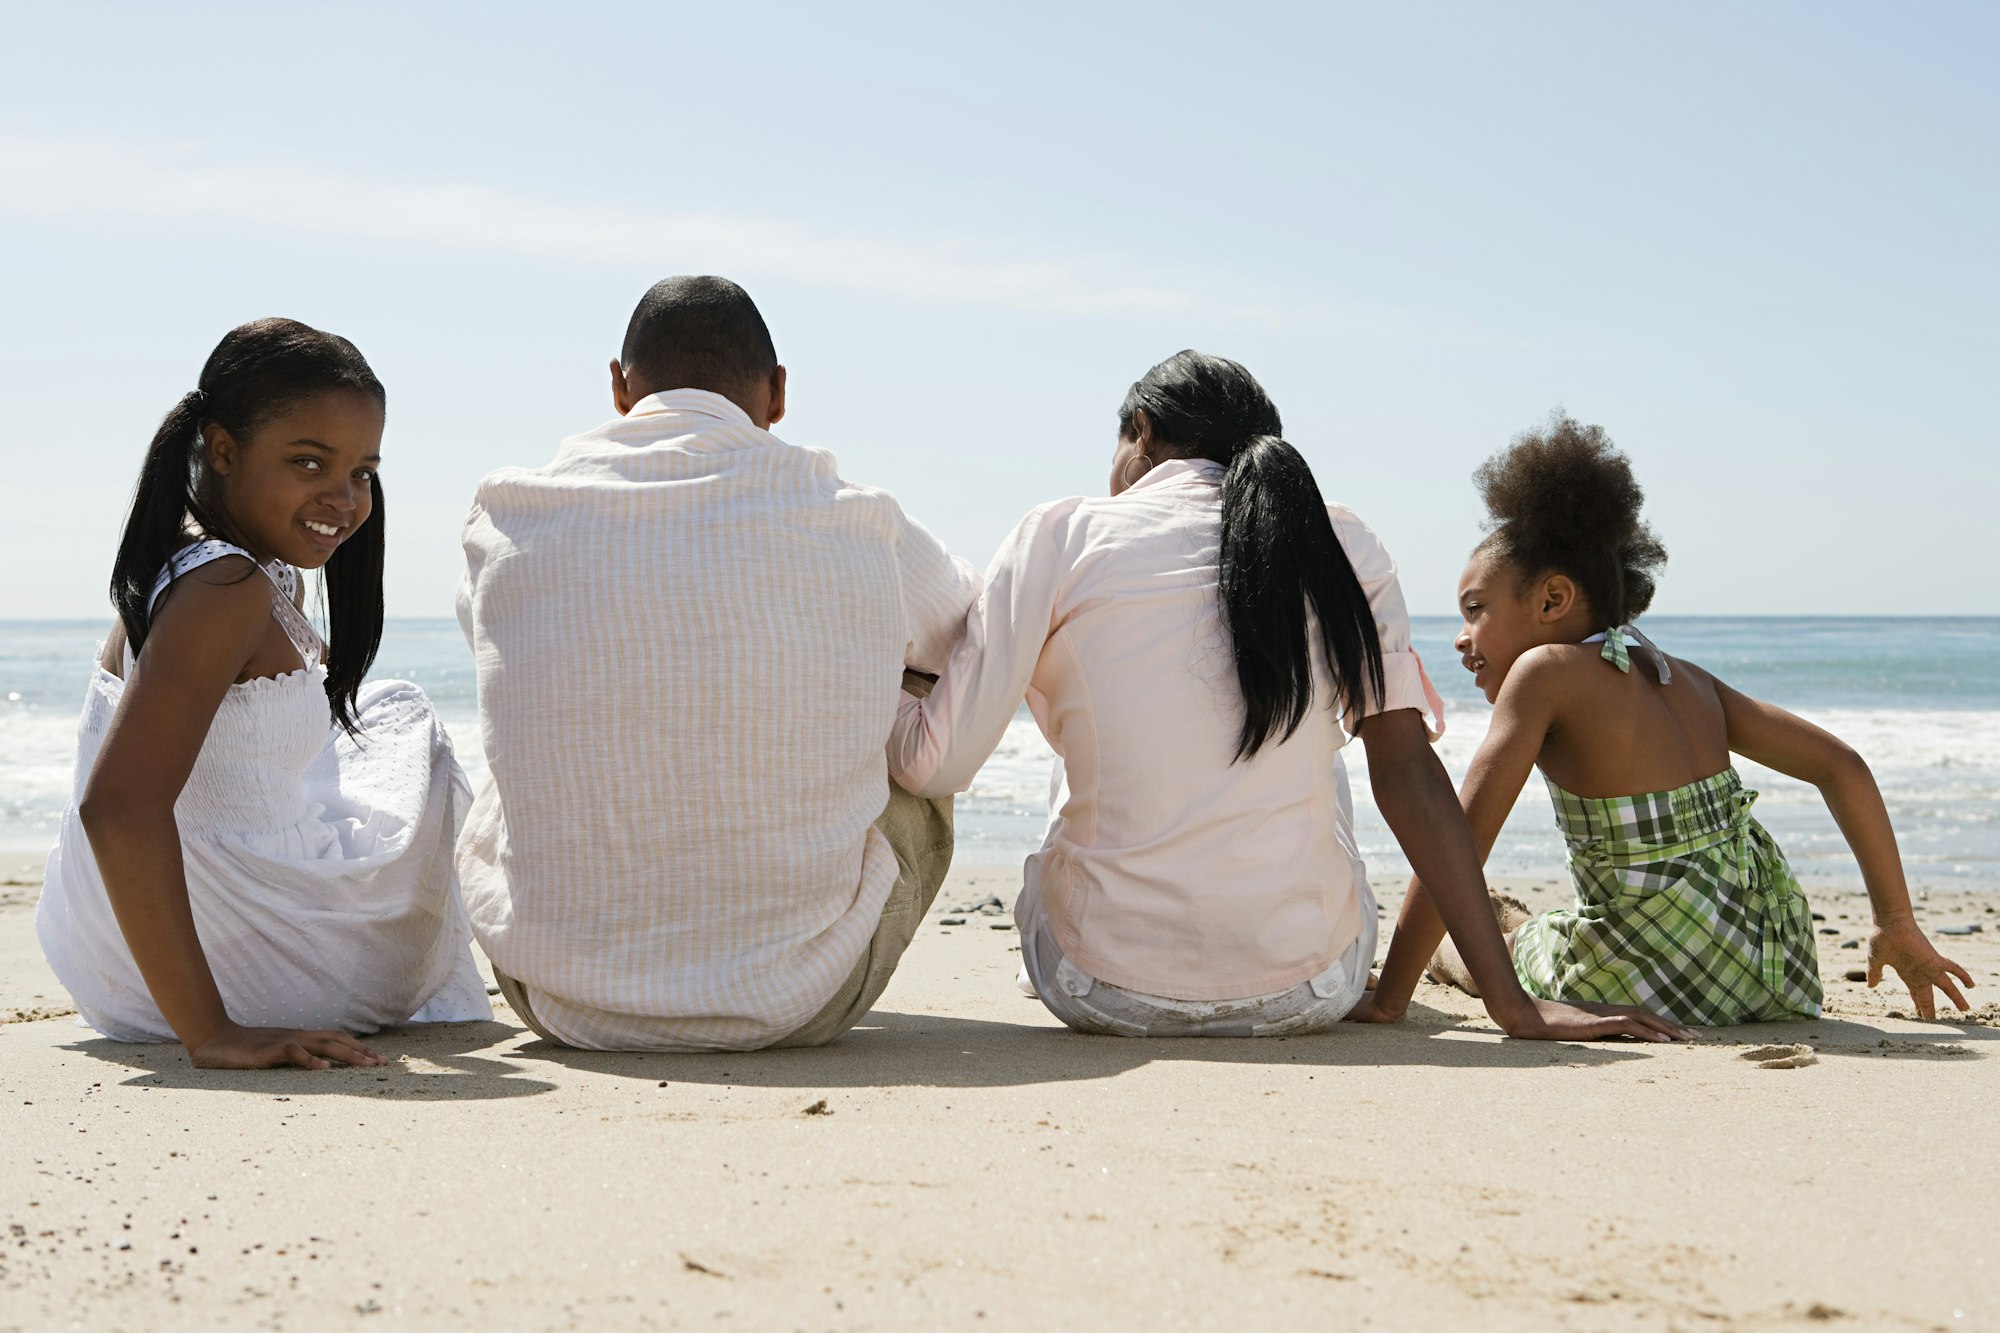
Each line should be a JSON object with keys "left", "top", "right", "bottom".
{"left": 1119, "top": 351, "right": 1385, "bottom": 760}
{"left": 109, "top": 318, "right": 387, "bottom": 732}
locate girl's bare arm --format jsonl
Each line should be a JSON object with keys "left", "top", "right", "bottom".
{"left": 1712, "top": 672, "right": 1973, "bottom": 1018}
{"left": 78, "top": 566, "right": 385, "bottom": 1069}
{"left": 1356, "top": 702, "right": 1692, "bottom": 1042}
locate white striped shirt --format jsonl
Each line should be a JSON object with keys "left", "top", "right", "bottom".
{"left": 455, "top": 389, "right": 979, "bottom": 1050}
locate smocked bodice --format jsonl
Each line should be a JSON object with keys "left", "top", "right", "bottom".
{"left": 80, "top": 540, "right": 335, "bottom": 835}
{"left": 77, "top": 662, "right": 331, "bottom": 835}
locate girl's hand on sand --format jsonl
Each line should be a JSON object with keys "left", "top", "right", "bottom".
{"left": 1868, "top": 920, "right": 1975, "bottom": 1020}
{"left": 1344, "top": 993, "right": 1406, "bottom": 1024}
{"left": 187, "top": 1023, "right": 388, "bottom": 1070}
{"left": 1500, "top": 997, "right": 1698, "bottom": 1043}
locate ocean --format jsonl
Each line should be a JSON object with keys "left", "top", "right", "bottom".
{"left": 3, "top": 617, "right": 1995, "bottom": 890}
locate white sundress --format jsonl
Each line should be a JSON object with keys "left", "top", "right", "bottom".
{"left": 34, "top": 540, "right": 491, "bottom": 1041}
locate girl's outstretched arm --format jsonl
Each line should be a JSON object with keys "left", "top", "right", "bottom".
{"left": 78, "top": 565, "right": 387, "bottom": 1070}
{"left": 1711, "top": 673, "right": 1974, "bottom": 1019}
{"left": 1353, "top": 702, "right": 1693, "bottom": 1042}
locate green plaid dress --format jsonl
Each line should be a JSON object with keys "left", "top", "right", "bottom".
{"left": 1511, "top": 630, "right": 1823, "bottom": 1026}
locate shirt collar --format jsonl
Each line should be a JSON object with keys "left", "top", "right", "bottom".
{"left": 627, "top": 388, "right": 756, "bottom": 428}
{"left": 1126, "top": 456, "right": 1225, "bottom": 494}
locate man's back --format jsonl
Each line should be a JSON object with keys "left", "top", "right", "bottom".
{"left": 457, "top": 389, "right": 976, "bottom": 1050}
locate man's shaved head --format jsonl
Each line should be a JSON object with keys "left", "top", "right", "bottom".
{"left": 619, "top": 276, "right": 778, "bottom": 406}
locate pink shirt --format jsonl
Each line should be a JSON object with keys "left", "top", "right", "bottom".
{"left": 888, "top": 458, "right": 1442, "bottom": 1001}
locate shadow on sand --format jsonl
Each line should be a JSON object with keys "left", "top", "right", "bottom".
{"left": 503, "top": 1004, "right": 1667, "bottom": 1090}
{"left": 57, "top": 1003, "right": 1989, "bottom": 1102}
{"left": 63, "top": 1020, "right": 559, "bottom": 1100}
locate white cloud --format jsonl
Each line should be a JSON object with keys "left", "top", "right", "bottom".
{"left": 0, "top": 136, "right": 1204, "bottom": 317}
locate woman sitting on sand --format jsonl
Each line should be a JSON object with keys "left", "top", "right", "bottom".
{"left": 888, "top": 352, "right": 1689, "bottom": 1042}
{"left": 1350, "top": 413, "right": 1974, "bottom": 1027}
{"left": 35, "top": 318, "right": 490, "bottom": 1069}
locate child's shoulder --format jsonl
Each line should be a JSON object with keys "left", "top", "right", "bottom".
{"left": 152, "top": 552, "right": 274, "bottom": 629}
{"left": 1494, "top": 642, "right": 1642, "bottom": 714}
{"left": 175, "top": 552, "right": 261, "bottom": 587}
{"left": 159, "top": 538, "right": 260, "bottom": 586}
{"left": 1505, "top": 641, "right": 1609, "bottom": 690}
{"left": 1503, "top": 642, "right": 1726, "bottom": 717}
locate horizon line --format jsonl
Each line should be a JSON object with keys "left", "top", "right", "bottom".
{"left": 7, "top": 612, "right": 1999, "bottom": 624}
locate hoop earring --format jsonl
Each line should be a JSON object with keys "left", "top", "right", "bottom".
{"left": 1121, "top": 454, "right": 1154, "bottom": 489}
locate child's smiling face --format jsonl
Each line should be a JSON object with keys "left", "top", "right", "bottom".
{"left": 1454, "top": 549, "right": 1549, "bottom": 703}
{"left": 204, "top": 389, "right": 384, "bottom": 570}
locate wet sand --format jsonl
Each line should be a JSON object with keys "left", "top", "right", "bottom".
{"left": 2, "top": 854, "right": 1996, "bottom": 1330}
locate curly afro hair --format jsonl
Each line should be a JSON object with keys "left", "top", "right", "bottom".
{"left": 1473, "top": 411, "right": 1667, "bottom": 625}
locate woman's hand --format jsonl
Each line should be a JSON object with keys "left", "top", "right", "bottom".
{"left": 1491, "top": 996, "right": 1698, "bottom": 1043}
{"left": 186, "top": 1022, "right": 388, "bottom": 1070}
{"left": 1868, "top": 919, "right": 1975, "bottom": 1019}
{"left": 1344, "top": 979, "right": 1697, "bottom": 1040}
{"left": 1346, "top": 978, "right": 1697, "bottom": 1040}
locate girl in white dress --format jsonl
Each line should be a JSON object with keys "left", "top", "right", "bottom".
{"left": 35, "top": 318, "right": 489, "bottom": 1069}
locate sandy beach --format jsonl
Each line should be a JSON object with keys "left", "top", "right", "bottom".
{"left": 2, "top": 848, "right": 1996, "bottom": 1331}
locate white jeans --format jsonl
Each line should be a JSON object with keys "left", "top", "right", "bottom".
{"left": 1014, "top": 879, "right": 1377, "bottom": 1038}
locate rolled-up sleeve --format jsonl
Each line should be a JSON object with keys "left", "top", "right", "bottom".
{"left": 888, "top": 501, "right": 1072, "bottom": 798}
{"left": 892, "top": 505, "right": 982, "bottom": 674}
{"left": 1328, "top": 504, "right": 1445, "bottom": 741}
{"left": 456, "top": 499, "right": 488, "bottom": 650}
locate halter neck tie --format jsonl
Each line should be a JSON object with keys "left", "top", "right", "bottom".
{"left": 1580, "top": 624, "right": 1672, "bottom": 684}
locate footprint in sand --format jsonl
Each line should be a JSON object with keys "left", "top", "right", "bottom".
{"left": 1739, "top": 1043, "right": 1818, "bottom": 1069}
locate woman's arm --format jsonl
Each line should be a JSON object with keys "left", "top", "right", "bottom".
{"left": 1357, "top": 679, "right": 1553, "bottom": 1021}
{"left": 78, "top": 566, "right": 386, "bottom": 1069}
{"left": 1357, "top": 643, "right": 1572, "bottom": 1018}
{"left": 888, "top": 504, "right": 1071, "bottom": 797}
{"left": 1714, "top": 673, "right": 1973, "bottom": 1018}
{"left": 1358, "top": 704, "right": 1693, "bottom": 1041}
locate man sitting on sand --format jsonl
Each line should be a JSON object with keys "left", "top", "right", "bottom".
{"left": 456, "top": 276, "right": 979, "bottom": 1051}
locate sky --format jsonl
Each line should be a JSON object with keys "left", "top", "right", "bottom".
{"left": 1, "top": 1, "right": 1994, "bottom": 620}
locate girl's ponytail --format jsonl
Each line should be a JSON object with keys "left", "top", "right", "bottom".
{"left": 109, "top": 390, "right": 226, "bottom": 654}
{"left": 1219, "top": 436, "right": 1385, "bottom": 759}
{"left": 321, "top": 473, "right": 384, "bottom": 730}
{"left": 109, "top": 318, "right": 387, "bottom": 732}
{"left": 1119, "top": 350, "right": 1385, "bottom": 760}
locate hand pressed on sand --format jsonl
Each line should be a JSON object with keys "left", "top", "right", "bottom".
{"left": 187, "top": 1022, "right": 388, "bottom": 1070}
{"left": 1868, "top": 920, "right": 1975, "bottom": 1020}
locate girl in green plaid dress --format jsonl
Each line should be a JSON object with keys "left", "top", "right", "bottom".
{"left": 1352, "top": 413, "right": 1974, "bottom": 1029}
